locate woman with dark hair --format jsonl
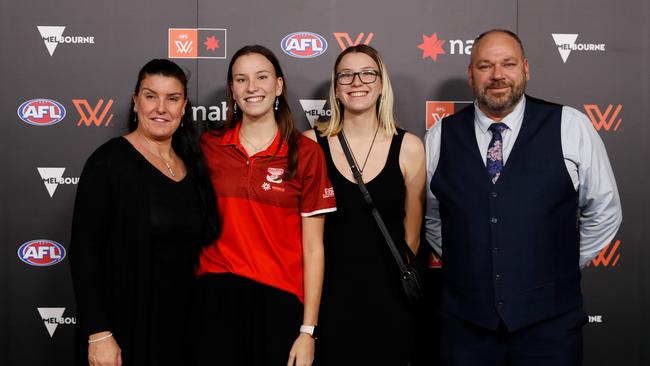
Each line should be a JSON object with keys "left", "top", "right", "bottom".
{"left": 191, "top": 45, "right": 335, "bottom": 366}
{"left": 304, "top": 44, "right": 426, "bottom": 364}
{"left": 70, "top": 59, "right": 218, "bottom": 366}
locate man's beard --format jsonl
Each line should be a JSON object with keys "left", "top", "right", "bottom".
{"left": 474, "top": 79, "right": 526, "bottom": 116}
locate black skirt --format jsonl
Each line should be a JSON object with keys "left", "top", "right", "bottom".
{"left": 188, "top": 273, "right": 303, "bottom": 366}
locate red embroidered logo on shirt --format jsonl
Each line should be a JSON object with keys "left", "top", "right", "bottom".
{"left": 266, "top": 167, "right": 284, "bottom": 184}
{"left": 322, "top": 187, "right": 335, "bottom": 198}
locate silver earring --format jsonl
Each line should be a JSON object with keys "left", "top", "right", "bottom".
{"left": 233, "top": 103, "right": 238, "bottom": 114}
{"left": 274, "top": 97, "right": 279, "bottom": 111}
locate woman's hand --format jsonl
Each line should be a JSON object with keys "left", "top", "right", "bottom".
{"left": 88, "top": 331, "right": 122, "bottom": 366}
{"left": 287, "top": 332, "right": 315, "bottom": 366}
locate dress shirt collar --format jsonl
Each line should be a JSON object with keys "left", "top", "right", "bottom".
{"left": 474, "top": 95, "right": 526, "bottom": 135}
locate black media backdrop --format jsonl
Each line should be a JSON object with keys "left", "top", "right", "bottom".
{"left": 1, "top": 0, "right": 649, "bottom": 364}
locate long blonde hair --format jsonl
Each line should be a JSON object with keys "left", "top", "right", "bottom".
{"left": 316, "top": 44, "right": 398, "bottom": 137}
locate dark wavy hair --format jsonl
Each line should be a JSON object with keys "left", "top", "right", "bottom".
{"left": 129, "top": 59, "right": 219, "bottom": 244}
{"left": 218, "top": 45, "right": 299, "bottom": 180}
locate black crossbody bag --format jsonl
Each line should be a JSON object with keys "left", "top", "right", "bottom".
{"left": 337, "top": 132, "right": 424, "bottom": 306}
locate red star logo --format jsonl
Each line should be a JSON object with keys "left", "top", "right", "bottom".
{"left": 418, "top": 33, "right": 445, "bottom": 62}
{"left": 203, "top": 36, "right": 220, "bottom": 52}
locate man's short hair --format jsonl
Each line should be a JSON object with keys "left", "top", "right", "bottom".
{"left": 473, "top": 29, "right": 525, "bottom": 57}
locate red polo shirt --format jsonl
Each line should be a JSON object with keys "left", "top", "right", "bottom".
{"left": 198, "top": 123, "right": 336, "bottom": 301}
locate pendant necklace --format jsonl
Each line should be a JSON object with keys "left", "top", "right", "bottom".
{"left": 240, "top": 126, "right": 278, "bottom": 152}
{"left": 341, "top": 124, "right": 380, "bottom": 175}
{"left": 142, "top": 135, "right": 176, "bottom": 177}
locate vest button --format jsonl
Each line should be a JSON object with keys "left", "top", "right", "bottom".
{"left": 492, "top": 247, "right": 499, "bottom": 254}
{"left": 497, "top": 301, "right": 504, "bottom": 308}
{"left": 490, "top": 217, "right": 498, "bottom": 224}
{"left": 490, "top": 192, "right": 498, "bottom": 198}
{"left": 495, "top": 273, "right": 501, "bottom": 280}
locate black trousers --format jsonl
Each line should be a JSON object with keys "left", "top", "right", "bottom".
{"left": 188, "top": 273, "right": 303, "bottom": 366}
{"left": 439, "top": 307, "right": 587, "bottom": 366}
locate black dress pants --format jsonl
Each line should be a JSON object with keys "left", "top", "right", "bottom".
{"left": 440, "top": 307, "right": 586, "bottom": 366}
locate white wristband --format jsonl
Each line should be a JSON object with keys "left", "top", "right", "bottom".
{"left": 88, "top": 332, "right": 113, "bottom": 344}
{"left": 300, "top": 325, "right": 315, "bottom": 336}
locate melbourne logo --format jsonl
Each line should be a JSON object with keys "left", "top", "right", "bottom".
{"left": 37, "top": 26, "right": 95, "bottom": 56}
{"left": 588, "top": 315, "right": 604, "bottom": 324}
{"left": 37, "top": 167, "right": 79, "bottom": 197}
{"left": 299, "top": 99, "right": 330, "bottom": 127}
{"left": 584, "top": 104, "right": 622, "bottom": 132}
{"left": 333, "top": 32, "right": 374, "bottom": 50}
{"left": 587, "top": 240, "right": 621, "bottom": 268}
{"left": 551, "top": 34, "right": 606, "bottom": 63}
{"left": 18, "top": 239, "right": 66, "bottom": 267}
{"left": 72, "top": 99, "right": 114, "bottom": 127}
{"left": 37, "top": 308, "right": 76, "bottom": 337}
{"left": 168, "top": 28, "right": 227, "bottom": 59}
{"left": 418, "top": 32, "right": 474, "bottom": 62}
{"left": 426, "top": 101, "right": 472, "bottom": 129}
{"left": 281, "top": 32, "right": 327, "bottom": 58}
{"left": 17, "top": 99, "right": 66, "bottom": 126}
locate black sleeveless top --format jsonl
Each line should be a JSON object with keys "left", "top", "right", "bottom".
{"left": 314, "top": 128, "right": 415, "bottom": 365}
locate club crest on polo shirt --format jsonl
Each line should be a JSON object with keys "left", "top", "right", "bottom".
{"left": 266, "top": 167, "right": 284, "bottom": 184}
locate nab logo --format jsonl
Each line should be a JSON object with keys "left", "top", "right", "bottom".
{"left": 72, "top": 99, "right": 114, "bottom": 127}
{"left": 584, "top": 104, "right": 622, "bottom": 132}
{"left": 281, "top": 32, "right": 327, "bottom": 58}
{"left": 17, "top": 99, "right": 66, "bottom": 126}
{"left": 333, "top": 32, "right": 374, "bottom": 50}
{"left": 426, "top": 101, "right": 472, "bottom": 129}
{"left": 18, "top": 240, "right": 66, "bottom": 266}
{"left": 37, "top": 167, "right": 79, "bottom": 197}
{"left": 418, "top": 32, "right": 474, "bottom": 62}
{"left": 299, "top": 99, "right": 330, "bottom": 127}
{"left": 192, "top": 101, "right": 228, "bottom": 122}
{"left": 587, "top": 240, "right": 621, "bottom": 268}
{"left": 37, "top": 308, "right": 76, "bottom": 337}
{"left": 168, "top": 28, "right": 227, "bottom": 59}
{"left": 551, "top": 34, "right": 606, "bottom": 63}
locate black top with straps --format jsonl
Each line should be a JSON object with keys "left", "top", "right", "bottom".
{"left": 314, "top": 128, "right": 415, "bottom": 365}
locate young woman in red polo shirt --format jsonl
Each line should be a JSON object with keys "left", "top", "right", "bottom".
{"left": 190, "top": 45, "right": 336, "bottom": 366}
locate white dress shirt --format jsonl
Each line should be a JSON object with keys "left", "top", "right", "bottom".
{"left": 424, "top": 96, "right": 622, "bottom": 268}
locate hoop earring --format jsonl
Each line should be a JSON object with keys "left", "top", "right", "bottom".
{"left": 274, "top": 97, "right": 279, "bottom": 111}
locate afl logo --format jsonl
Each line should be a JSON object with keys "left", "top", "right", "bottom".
{"left": 18, "top": 239, "right": 66, "bottom": 266}
{"left": 281, "top": 32, "right": 327, "bottom": 58}
{"left": 17, "top": 99, "right": 66, "bottom": 126}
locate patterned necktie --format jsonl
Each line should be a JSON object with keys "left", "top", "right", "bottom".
{"left": 486, "top": 123, "right": 508, "bottom": 184}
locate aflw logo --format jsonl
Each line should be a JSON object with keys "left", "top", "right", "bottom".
{"left": 73, "top": 99, "right": 114, "bottom": 127}
{"left": 584, "top": 104, "right": 622, "bottom": 132}
{"left": 588, "top": 240, "right": 621, "bottom": 267}
{"left": 176, "top": 39, "right": 193, "bottom": 53}
{"left": 333, "top": 32, "right": 374, "bottom": 50}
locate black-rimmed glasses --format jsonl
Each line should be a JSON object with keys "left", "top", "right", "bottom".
{"left": 336, "top": 70, "right": 380, "bottom": 85}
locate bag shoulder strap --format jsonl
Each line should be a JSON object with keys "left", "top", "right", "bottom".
{"left": 337, "top": 132, "right": 409, "bottom": 273}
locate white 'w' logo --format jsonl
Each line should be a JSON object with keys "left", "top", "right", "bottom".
{"left": 175, "top": 41, "right": 193, "bottom": 53}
